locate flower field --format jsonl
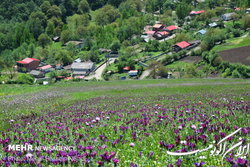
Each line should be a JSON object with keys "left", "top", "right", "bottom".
{"left": 0, "top": 79, "right": 249, "bottom": 166}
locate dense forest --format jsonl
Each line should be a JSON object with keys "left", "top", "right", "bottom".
{"left": 0, "top": 0, "right": 250, "bottom": 83}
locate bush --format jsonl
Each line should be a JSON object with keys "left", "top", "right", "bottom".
{"left": 15, "top": 73, "right": 34, "bottom": 84}
{"left": 232, "top": 69, "right": 241, "bottom": 78}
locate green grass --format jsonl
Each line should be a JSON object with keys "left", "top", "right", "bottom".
{"left": 212, "top": 33, "right": 250, "bottom": 52}
{"left": 165, "top": 61, "right": 191, "bottom": 69}
{"left": 0, "top": 79, "right": 249, "bottom": 130}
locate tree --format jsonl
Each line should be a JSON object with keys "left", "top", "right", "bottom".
{"left": 148, "top": 61, "right": 160, "bottom": 79}
{"left": 46, "top": 21, "right": 55, "bottom": 37}
{"left": 56, "top": 50, "right": 73, "bottom": 65}
{"left": 242, "top": 15, "right": 250, "bottom": 30}
{"left": 60, "top": 30, "right": 72, "bottom": 44}
{"left": 41, "top": 1, "right": 51, "bottom": 13}
{"left": 38, "top": 33, "right": 52, "bottom": 48}
{"left": 232, "top": 69, "right": 241, "bottom": 78}
{"left": 29, "top": 11, "right": 47, "bottom": 28}
{"left": 78, "top": 0, "right": 90, "bottom": 14}
{"left": 47, "top": 5, "right": 62, "bottom": 18}
{"left": 95, "top": 5, "right": 120, "bottom": 26}
{"left": 16, "top": 73, "right": 34, "bottom": 84}
{"left": 176, "top": 2, "right": 191, "bottom": 20}
{"left": 110, "top": 40, "right": 121, "bottom": 51}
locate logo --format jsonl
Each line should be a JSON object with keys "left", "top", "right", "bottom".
{"left": 166, "top": 128, "right": 249, "bottom": 165}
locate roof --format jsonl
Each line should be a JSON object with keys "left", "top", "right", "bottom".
{"left": 71, "top": 61, "right": 94, "bottom": 70}
{"left": 64, "top": 41, "right": 83, "bottom": 46}
{"left": 190, "top": 10, "right": 205, "bottom": 15}
{"left": 209, "top": 22, "right": 218, "bottom": 27}
{"left": 123, "top": 66, "right": 130, "bottom": 70}
{"left": 153, "top": 24, "right": 164, "bottom": 29}
{"left": 73, "top": 71, "right": 87, "bottom": 75}
{"left": 165, "top": 25, "right": 178, "bottom": 31}
{"left": 128, "top": 70, "right": 138, "bottom": 76}
{"left": 175, "top": 41, "right": 190, "bottom": 49}
{"left": 145, "top": 31, "right": 156, "bottom": 35}
{"left": 235, "top": 8, "right": 240, "bottom": 11}
{"left": 29, "top": 70, "right": 44, "bottom": 76}
{"left": 75, "top": 76, "right": 85, "bottom": 79}
{"left": 222, "top": 13, "right": 234, "bottom": 17}
{"left": 74, "top": 58, "right": 81, "bottom": 63}
{"left": 198, "top": 29, "right": 206, "bottom": 35}
{"left": 38, "top": 65, "right": 52, "bottom": 70}
{"left": 16, "top": 58, "right": 40, "bottom": 64}
{"left": 157, "top": 31, "right": 169, "bottom": 35}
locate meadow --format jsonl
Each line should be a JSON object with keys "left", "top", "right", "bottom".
{"left": 0, "top": 79, "right": 249, "bottom": 166}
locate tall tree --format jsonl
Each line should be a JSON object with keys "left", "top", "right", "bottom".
{"left": 38, "top": 33, "right": 52, "bottom": 48}
{"left": 78, "top": 0, "right": 90, "bottom": 14}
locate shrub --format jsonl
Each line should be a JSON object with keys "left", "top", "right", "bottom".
{"left": 16, "top": 73, "right": 34, "bottom": 84}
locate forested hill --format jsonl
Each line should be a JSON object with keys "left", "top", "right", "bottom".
{"left": 0, "top": 0, "right": 125, "bottom": 22}
{"left": 1, "top": 0, "right": 250, "bottom": 80}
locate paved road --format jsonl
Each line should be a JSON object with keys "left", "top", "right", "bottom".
{"left": 85, "top": 58, "right": 116, "bottom": 80}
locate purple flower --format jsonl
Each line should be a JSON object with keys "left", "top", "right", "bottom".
{"left": 176, "top": 159, "right": 182, "bottom": 167}
{"left": 130, "top": 143, "right": 135, "bottom": 147}
{"left": 194, "top": 161, "right": 205, "bottom": 167}
{"left": 112, "top": 158, "right": 119, "bottom": 164}
{"left": 167, "top": 164, "right": 174, "bottom": 167}
{"left": 130, "top": 163, "right": 137, "bottom": 167}
{"left": 235, "top": 158, "right": 248, "bottom": 166}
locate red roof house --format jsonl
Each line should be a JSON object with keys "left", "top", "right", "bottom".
{"left": 190, "top": 10, "right": 205, "bottom": 16}
{"left": 153, "top": 24, "right": 165, "bottom": 31}
{"left": 37, "top": 65, "right": 53, "bottom": 72}
{"left": 16, "top": 58, "right": 40, "bottom": 71}
{"left": 173, "top": 41, "right": 190, "bottom": 52}
{"left": 153, "top": 31, "right": 170, "bottom": 40}
{"left": 144, "top": 31, "right": 156, "bottom": 35}
{"left": 165, "top": 25, "right": 178, "bottom": 31}
{"left": 123, "top": 66, "right": 130, "bottom": 72}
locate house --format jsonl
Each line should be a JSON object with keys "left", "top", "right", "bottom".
{"left": 52, "top": 36, "right": 60, "bottom": 42}
{"left": 63, "top": 41, "right": 84, "bottom": 49}
{"left": 246, "top": 8, "right": 250, "bottom": 14}
{"left": 105, "top": 51, "right": 119, "bottom": 58}
{"left": 173, "top": 41, "right": 191, "bottom": 52}
{"left": 55, "top": 64, "right": 64, "bottom": 70}
{"left": 164, "top": 25, "right": 178, "bottom": 32}
{"left": 99, "top": 48, "right": 111, "bottom": 54}
{"left": 197, "top": 29, "right": 206, "bottom": 35}
{"left": 37, "top": 65, "right": 53, "bottom": 73}
{"left": 123, "top": 66, "right": 130, "bottom": 73}
{"left": 29, "top": 70, "right": 45, "bottom": 78}
{"left": 74, "top": 58, "right": 81, "bottom": 63}
{"left": 153, "top": 24, "right": 164, "bottom": 31}
{"left": 153, "top": 31, "right": 170, "bottom": 40}
{"left": 16, "top": 58, "right": 40, "bottom": 71}
{"left": 190, "top": 10, "right": 205, "bottom": 16}
{"left": 221, "top": 13, "right": 235, "bottom": 21}
{"left": 128, "top": 70, "right": 138, "bottom": 77}
{"left": 208, "top": 22, "right": 218, "bottom": 28}
{"left": 71, "top": 61, "right": 95, "bottom": 76}
{"left": 144, "top": 30, "right": 156, "bottom": 36}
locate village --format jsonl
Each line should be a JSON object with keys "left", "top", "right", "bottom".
{"left": 12, "top": 6, "right": 250, "bottom": 84}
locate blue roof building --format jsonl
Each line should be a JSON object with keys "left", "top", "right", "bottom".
{"left": 197, "top": 29, "right": 207, "bottom": 35}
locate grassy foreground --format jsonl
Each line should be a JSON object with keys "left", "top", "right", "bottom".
{"left": 0, "top": 79, "right": 249, "bottom": 166}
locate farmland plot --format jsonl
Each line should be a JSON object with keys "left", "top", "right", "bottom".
{"left": 0, "top": 79, "right": 249, "bottom": 166}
